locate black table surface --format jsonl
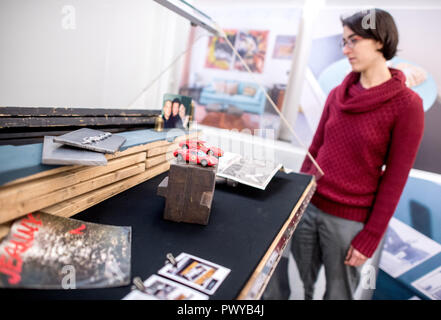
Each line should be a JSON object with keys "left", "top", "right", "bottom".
{"left": 0, "top": 171, "right": 313, "bottom": 300}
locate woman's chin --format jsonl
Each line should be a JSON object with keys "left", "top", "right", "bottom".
{"left": 349, "top": 63, "right": 363, "bottom": 73}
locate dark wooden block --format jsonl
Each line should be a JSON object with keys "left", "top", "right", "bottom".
{"left": 157, "top": 160, "right": 217, "bottom": 225}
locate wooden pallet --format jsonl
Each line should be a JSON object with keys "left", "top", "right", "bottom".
{"left": 40, "top": 161, "right": 171, "bottom": 218}
{"left": 0, "top": 130, "right": 199, "bottom": 238}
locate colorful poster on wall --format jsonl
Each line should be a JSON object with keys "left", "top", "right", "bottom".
{"left": 0, "top": 212, "right": 131, "bottom": 289}
{"left": 272, "top": 35, "right": 296, "bottom": 60}
{"left": 205, "top": 29, "right": 237, "bottom": 70}
{"left": 233, "top": 30, "right": 269, "bottom": 73}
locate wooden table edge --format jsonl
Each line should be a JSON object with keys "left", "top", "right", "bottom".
{"left": 236, "top": 175, "right": 317, "bottom": 300}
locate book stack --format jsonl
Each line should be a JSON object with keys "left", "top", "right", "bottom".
{"left": 0, "top": 129, "right": 198, "bottom": 239}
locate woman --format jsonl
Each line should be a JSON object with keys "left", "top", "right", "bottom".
{"left": 292, "top": 9, "right": 424, "bottom": 300}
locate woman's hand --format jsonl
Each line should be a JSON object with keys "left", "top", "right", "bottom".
{"left": 344, "top": 245, "right": 368, "bottom": 267}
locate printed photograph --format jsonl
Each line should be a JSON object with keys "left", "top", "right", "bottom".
{"left": 411, "top": 266, "right": 441, "bottom": 300}
{"left": 158, "top": 252, "right": 230, "bottom": 295}
{"left": 379, "top": 217, "right": 441, "bottom": 278}
{"left": 217, "top": 152, "right": 282, "bottom": 190}
{"left": 162, "top": 93, "right": 193, "bottom": 129}
{"left": 123, "top": 275, "right": 209, "bottom": 300}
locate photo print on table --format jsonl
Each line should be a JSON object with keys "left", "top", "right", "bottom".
{"left": 217, "top": 152, "right": 282, "bottom": 190}
{"left": 123, "top": 275, "right": 208, "bottom": 300}
{"left": 158, "top": 253, "right": 230, "bottom": 295}
{"left": 162, "top": 93, "right": 192, "bottom": 129}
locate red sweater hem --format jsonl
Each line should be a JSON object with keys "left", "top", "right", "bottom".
{"left": 311, "top": 193, "right": 369, "bottom": 223}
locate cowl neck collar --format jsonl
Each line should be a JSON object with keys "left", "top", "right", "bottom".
{"left": 335, "top": 68, "right": 407, "bottom": 113}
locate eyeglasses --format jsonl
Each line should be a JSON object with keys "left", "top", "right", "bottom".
{"left": 340, "top": 37, "right": 362, "bottom": 49}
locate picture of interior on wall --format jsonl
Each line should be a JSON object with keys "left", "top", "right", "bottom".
{"left": 272, "top": 35, "right": 296, "bottom": 60}
{"left": 205, "top": 29, "right": 237, "bottom": 70}
{"left": 233, "top": 30, "right": 269, "bottom": 73}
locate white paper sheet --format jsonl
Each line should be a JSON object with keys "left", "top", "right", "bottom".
{"left": 123, "top": 275, "right": 208, "bottom": 300}
{"left": 411, "top": 266, "right": 441, "bottom": 300}
{"left": 158, "top": 253, "right": 230, "bottom": 295}
{"left": 379, "top": 217, "right": 441, "bottom": 278}
{"left": 217, "top": 152, "right": 282, "bottom": 190}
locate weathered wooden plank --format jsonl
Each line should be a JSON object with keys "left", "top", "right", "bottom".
{"left": 0, "top": 222, "right": 12, "bottom": 240}
{"left": 0, "top": 127, "right": 125, "bottom": 139}
{"left": 3, "top": 165, "right": 81, "bottom": 187}
{"left": 147, "top": 143, "right": 179, "bottom": 158}
{"left": 0, "top": 116, "right": 156, "bottom": 128}
{"left": 0, "top": 152, "right": 146, "bottom": 216}
{"left": 40, "top": 161, "right": 170, "bottom": 217}
{"left": 0, "top": 107, "right": 160, "bottom": 117}
{"left": 146, "top": 152, "right": 174, "bottom": 168}
{"left": 0, "top": 163, "right": 145, "bottom": 223}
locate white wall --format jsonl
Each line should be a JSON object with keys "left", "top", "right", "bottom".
{"left": 187, "top": 3, "right": 302, "bottom": 87}
{"left": 0, "top": 0, "right": 191, "bottom": 109}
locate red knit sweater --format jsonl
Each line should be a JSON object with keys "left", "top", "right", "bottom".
{"left": 300, "top": 68, "right": 424, "bottom": 258}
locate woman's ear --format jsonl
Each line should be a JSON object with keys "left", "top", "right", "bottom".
{"left": 376, "top": 40, "right": 384, "bottom": 50}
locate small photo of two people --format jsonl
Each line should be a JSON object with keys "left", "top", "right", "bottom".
{"left": 162, "top": 93, "right": 192, "bottom": 129}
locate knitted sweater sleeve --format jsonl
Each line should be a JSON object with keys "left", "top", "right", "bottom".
{"left": 300, "top": 89, "right": 334, "bottom": 173}
{"left": 351, "top": 94, "right": 425, "bottom": 258}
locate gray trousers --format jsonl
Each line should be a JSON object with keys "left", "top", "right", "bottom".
{"left": 291, "top": 203, "right": 383, "bottom": 300}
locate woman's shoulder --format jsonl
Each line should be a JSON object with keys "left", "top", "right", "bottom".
{"left": 396, "top": 86, "right": 423, "bottom": 113}
{"left": 392, "top": 87, "right": 424, "bottom": 130}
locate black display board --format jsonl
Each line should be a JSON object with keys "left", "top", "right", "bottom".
{"left": 0, "top": 171, "right": 313, "bottom": 300}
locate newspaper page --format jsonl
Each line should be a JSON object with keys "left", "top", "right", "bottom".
{"left": 379, "top": 217, "right": 441, "bottom": 278}
{"left": 411, "top": 266, "right": 441, "bottom": 300}
{"left": 217, "top": 152, "right": 282, "bottom": 190}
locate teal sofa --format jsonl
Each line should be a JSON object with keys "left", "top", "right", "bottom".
{"left": 199, "top": 79, "right": 267, "bottom": 115}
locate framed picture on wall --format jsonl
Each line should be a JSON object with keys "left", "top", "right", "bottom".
{"left": 233, "top": 30, "right": 269, "bottom": 73}
{"left": 205, "top": 29, "right": 237, "bottom": 70}
{"left": 272, "top": 35, "right": 296, "bottom": 60}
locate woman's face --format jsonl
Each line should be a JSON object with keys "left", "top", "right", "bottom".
{"left": 342, "top": 26, "right": 385, "bottom": 73}
{"left": 172, "top": 102, "right": 180, "bottom": 116}
{"left": 163, "top": 100, "right": 172, "bottom": 117}
{"left": 179, "top": 104, "right": 186, "bottom": 119}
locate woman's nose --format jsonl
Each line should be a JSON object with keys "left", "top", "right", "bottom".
{"left": 342, "top": 46, "right": 352, "bottom": 56}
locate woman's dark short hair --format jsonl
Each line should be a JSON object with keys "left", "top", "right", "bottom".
{"left": 341, "top": 8, "right": 398, "bottom": 60}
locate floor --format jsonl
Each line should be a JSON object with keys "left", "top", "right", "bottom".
{"left": 287, "top": 251, "right": 326, "bottom": 300}
{"left": 194, "top": 102, "right": 313, "bottom": 147}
